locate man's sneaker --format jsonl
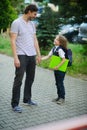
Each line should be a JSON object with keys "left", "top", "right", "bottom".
{"left": 13, "top": 106, "right": 22, "bottom": 113}
{"left": 57, "top": 98, "right": 65, "bottom": 105}
{"left": 52, "top": 97, "right": 59, "bottom": 102}
{"left": 27, "top": 100, "right": 37, "bottom": 106}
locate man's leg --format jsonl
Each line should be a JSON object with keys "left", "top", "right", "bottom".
{"left": 11, "top": 55, "right": 26, "bottom": 108}
{"left": 23, "top": 56, "right": 36, "bottom": 103}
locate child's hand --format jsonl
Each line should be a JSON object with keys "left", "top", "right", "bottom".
{"left": 41, "top": 56, "right": 45, "bottom": 60}
{"left": 54, "top": 66, "right": 59, "bottom": 70}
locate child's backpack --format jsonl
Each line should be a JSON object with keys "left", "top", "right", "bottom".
{"left": 52, "top": 46, "right": 72, "bottom": 67}
{"left": 66, "top": 49, "right": 72, "bottom": 67}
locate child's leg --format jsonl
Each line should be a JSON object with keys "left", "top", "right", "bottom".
{"left": 54, "top": 70, "right": 66, "bottom": 99}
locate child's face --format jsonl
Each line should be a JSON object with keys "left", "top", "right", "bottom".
{"left": 53, "top": 36, "right": 60, "bottom": 46}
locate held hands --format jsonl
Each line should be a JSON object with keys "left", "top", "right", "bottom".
{"left": 37, "top": 55, "right": 59, "bottom": 70}
{"left": 36, "top": 55, "right": 49, "bottom": 65}
{"left": 36, "top": 56, "right": 41, "bottom": 64}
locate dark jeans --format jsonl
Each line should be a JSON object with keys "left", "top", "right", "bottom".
{"left": 54, "top": 70, "right": 66, "bottom": 99}
{"left": 11, "top": 55, "right": 36, "bottom": 108}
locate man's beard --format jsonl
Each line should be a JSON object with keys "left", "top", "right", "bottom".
{"left": 28, "top": 17, "right": 34, "bottom": 21}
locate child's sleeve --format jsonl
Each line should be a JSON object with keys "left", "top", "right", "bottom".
{"left": 58, "top": 49, "right": 65, "bottom": 58}
{"left": 48, "top": 49, "right": 53, "bottom": 56}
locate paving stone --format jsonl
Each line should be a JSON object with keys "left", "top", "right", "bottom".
{"left": 0, "top": 54, "right": 87, "bottom": 130}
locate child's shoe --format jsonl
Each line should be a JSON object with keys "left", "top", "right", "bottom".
{"left": 57, "top": 98, "right": 65, "bottom": 105}
{"left": 52, "top": 97, "right": 59, "bottom": 102}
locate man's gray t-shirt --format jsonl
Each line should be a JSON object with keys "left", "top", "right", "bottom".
{"left": 11, "top": 17, "right": 36, "bottom": 56}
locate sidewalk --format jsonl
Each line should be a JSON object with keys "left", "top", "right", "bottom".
{"left": 0, "top": 54, "right": 87, "bottom": 130}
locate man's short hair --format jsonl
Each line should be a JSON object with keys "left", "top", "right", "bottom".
{"left": 24, "top": 4, "right": 38, "bottom": 14}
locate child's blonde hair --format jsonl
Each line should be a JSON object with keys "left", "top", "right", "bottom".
{"left": 56, "top": 35, "right": 68, "bottom": 49}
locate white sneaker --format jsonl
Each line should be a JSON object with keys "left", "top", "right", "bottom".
{"left": 57, "top": 98, "right": 65, "bottom": 105}
{"left": 52, "top": 97, "right": 59, "bottom": 102}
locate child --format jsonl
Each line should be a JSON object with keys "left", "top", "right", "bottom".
{"left": 41, "top": 35, "right": 68, "bottom": 105}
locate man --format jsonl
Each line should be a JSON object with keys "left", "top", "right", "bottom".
{"left": 10, "top": 4, "right": 41, "bottom": 113}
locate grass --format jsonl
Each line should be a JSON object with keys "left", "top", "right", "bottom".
{"left": 67, "top": 44, "right": 87, "bottom": 76}
{"left": 0, "top": 35, "right": 12, "bottom": 56}
{"left": 0, "top": 35, "right": 87, "bottom": 78}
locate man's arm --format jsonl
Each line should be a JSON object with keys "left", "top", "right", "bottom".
{"left": 34, "top": 34, "right": 41, "bottom": 63}
{"left": 10, "top": 33, "right": 20, "bottom": 67}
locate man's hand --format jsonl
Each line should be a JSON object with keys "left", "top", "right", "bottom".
{"left": 14, "top": 58, "right": 20, "bottom": 68}
{"left": 36, "top": 56, "right": 41, "bottom": 64}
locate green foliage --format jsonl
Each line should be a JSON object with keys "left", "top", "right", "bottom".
{"left": 11, "top": 0, "right": 23, "bottom": 8}
{"left": 36, "top": 0, "right": 87, "bottom": 23}
{"left": 37, "top": 6, "right": 59, "bottom": 48}
{"left": 11, "top": 0, "right": 25, "bottom": 14}
{"left": 55, "top": 0, "right": 87, "bottom": 23}
{"left": 0, "top": 0, "right": 17, "bottom": 31}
